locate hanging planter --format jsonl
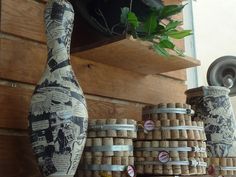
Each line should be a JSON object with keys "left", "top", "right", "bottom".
{"left": 75, "top": 0, "right": 192, "bottom": 56}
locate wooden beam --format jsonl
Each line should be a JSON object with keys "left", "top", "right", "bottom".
{"left": 0, "top": 85, "right": 32, "bottom": 129}
{"left": 0, "top": 38, "right": 187, "bottom": 105}
{"left": 161, "top": 70, "right": 187, "bottom": 81}
{"left": 72, "top": 58, "right": 187, "bottom": 104}
{"left": 0, "top": 84, "right": 143, "bottom": 130}
{"left": 0, "top": 0, "right": 45, "bottom": 42}
{"left": 86, "top": 96, "right": 142, "bottom": 121}
{"left": 0, "top": 0, "right": 185, "bottom": 50}
{"left": 0, "top": 37, "right": 46, "bottom": 84}
{"left": 0, "top": 134, "right": 41, "bottom": 177}
{"left": 164, "top": 0, "right": 183, "bottom": 5}
{"left": 74, "top": 38, "right": 199, "bottom": 75}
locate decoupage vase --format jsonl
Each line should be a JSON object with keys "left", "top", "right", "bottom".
{"left": 28, "top": 0, "right": 88, "bottom": 176}
{"left": 186, "top": 86, "right": 236, "bottom": 157}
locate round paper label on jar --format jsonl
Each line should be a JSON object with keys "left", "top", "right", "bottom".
{"left": 208, "top": 164, "right": 216, "bottom": 175}
{"left": 158, "top": 151, "right": 170, "bottom": 163}
{"left": 144, "top": 120, "right": 155, "bottom": 131}
{"left": 126, "top": 165, "right": 136, "bottom": 177}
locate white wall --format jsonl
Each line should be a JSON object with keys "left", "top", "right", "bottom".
{"left": 192, "top": 0, "right": 236, "bottom": 113}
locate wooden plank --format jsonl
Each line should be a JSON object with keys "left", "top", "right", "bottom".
{"left": 164, "top": 0, "right": 183, "bottom": 5}
{"left": 0, "top": 84, "right": 142, "bottom": 129}
{"left": 1, "top": 0, "right": 186, "bottom": 72}
{"left": 72, "top": 58, "right": 187, "bottom": 104}
{"left": 0, "top": 0, "right": 45, "bottom": 42}
{"left": 0, "top": 35, "right": 186, "bottom": 84}
{"left": 161, "top": 69, "right": 187, "bottom": 81}
{"left": 0, "top": 37, "right": 46, "bottom": 84}
{"left": 0, "top": 0, "right": 182, "bottom": 39}
{"left": 87, "top": 97, "right": 142, "bottom": 121}
{"left": 0, "top": 85, "right": 32, "bottom": 129}
{"left": 0, "top": 0, "right": 185, "bottom": 50}
{"left": 0, "top": 35, "right": 185, "bottom": 83}
{"left": 0, "top": 38, "right": 187, "bottom": 105}
{"left": 73, "top": 38, "right": 200, "bottom": 75}
{"left": 0, "top": 134, "right": 41, "bottom": 177}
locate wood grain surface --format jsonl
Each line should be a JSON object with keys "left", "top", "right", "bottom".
{"left": 162, "top": 70, "right": 186, "bottom": 81}
{"left": 0, "top": 85, "right": 32, "bottom": 129}
{"left": 0, "top": 0, "right": 187, "bottom": 79}
{"left": 0, "top": 84, "right": 143, "bottom": 129}
{"left": 73, "top": 57, "right": 187, "bottom": 104}
{"left": 0, "top": 0, "right": 183, "bottom": 44}
{"left": 0, "top": 38, "right": 187, "bottom": 105}
{"left": 0, "top": 37, "right": 46, "bottom": 84}
{"left": 0, "top": 0, "right": 46, "bottom": 42}
{"left": 87, "top": 97, "right": 142, "bottom": 120}
{"left": 0, "top": 134, "right": 41, "bottom": 177}
{"left": 75, "top": 38, "right": 199, "bottom": 75}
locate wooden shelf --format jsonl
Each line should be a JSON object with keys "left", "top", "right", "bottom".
{"left": 71, "top": 37, "right": 200, "bottom": 75}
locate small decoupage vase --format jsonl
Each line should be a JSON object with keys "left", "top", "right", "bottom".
{"left": 28, "top": 0, "right": 88, "bottom": 176}
{"left": 186, "top": 86, "right": 236, "bottom": 157}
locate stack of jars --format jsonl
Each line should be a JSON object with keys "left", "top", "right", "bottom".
{"left": 78, "top": 119, "right": 137, "bottom": 177}
{"left": 134, "top": 103, "right": 208, "bottom": 176}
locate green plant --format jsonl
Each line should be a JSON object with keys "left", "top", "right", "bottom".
{"left": 120, "top": 3, "right": 192, "bottom": 57}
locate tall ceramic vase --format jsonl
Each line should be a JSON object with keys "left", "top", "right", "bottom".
{"left": 186, "top": 86, "right": 236, "bottom": 157}
{"left": 28, "top": 0, "right": 88, "bottom": 176}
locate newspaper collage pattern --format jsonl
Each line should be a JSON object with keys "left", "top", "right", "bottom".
{"left": 186, "top": 86, "right": 236, "bottom": 157}
{"left": 28, "top": 0, "right": 88, "bottom": 176}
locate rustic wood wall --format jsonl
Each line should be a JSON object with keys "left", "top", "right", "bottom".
{"left": 0, "top": 0, "right": 189, "bottom": 176}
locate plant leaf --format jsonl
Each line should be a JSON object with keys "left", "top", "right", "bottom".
{"left": 120, "top": 7, "right": 130, "bottom": 24}
{"left": 160, "top": 5, "right": 185, "bottom": 19}
{"left": 166, "top": 30, "right": 192, "bottom": 39}
{"left": 166, "top": 20, "right": 182, "bottom": 31}
{"left": 136, "top": 22, "right": 145, "bottom": 33}
{"left": 128, "top": 12, "right": 139, "bottom": 28}
{"left": 144, "top": 11, "right": 158, "bottom": 35}
{"left": 156, "top": 24, "right": 165, "bottom": 33}
{"left": 159, "top": 39, "right": 175, "bottom": 49}
{"left": 153, "top": 44, "right": 170, "bottom": 57}
{"left": 140, "top": 34, "right": 156, "bottom": 41}
{"left": 142, "top": 0, "right": 164, "bottom": 10}
{"left": 174, "top": 47, "right": 185, "bottom": 56}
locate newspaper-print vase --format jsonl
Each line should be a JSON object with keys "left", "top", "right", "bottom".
{"left": 186, "top": 86, "right": 236, "bottom": 157}
{"left": 28, "top": 0, "right": 88, "bottom": 177}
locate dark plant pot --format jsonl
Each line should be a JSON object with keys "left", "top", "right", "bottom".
{"left": 74, "top": 0, "right": 163, "bottom": 36}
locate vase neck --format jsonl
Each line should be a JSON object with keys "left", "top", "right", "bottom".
{"left": 44, "top": 0, "right": 74, "bottom": 71}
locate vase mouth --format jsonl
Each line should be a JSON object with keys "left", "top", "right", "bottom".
{"left": 185, "top": 86, "right": 230, "bottom": 97}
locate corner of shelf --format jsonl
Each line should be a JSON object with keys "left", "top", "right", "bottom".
{"left": 71, "top": 37, "right": 200, "bottom": 75}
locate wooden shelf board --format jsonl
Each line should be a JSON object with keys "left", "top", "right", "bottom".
{"left": 72, "top": 38, "right": 200, "bottom": 75}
